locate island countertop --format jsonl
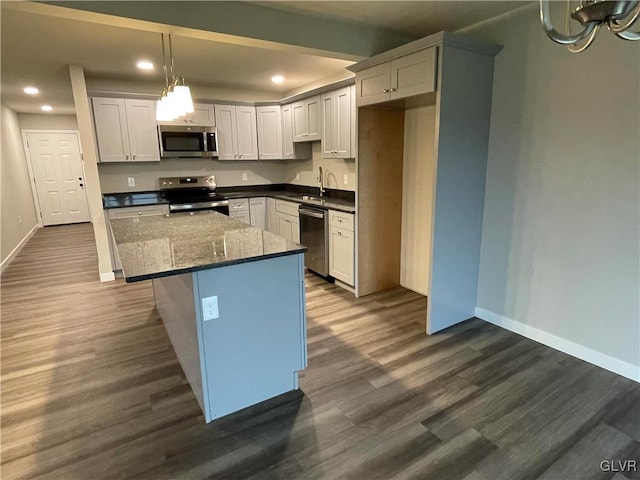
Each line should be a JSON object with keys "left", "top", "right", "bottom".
{"left": 110, "top": 210, "right": 306, "bottom": 283}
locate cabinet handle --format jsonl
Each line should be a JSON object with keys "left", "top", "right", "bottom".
{"left": 138, "top": 212, "right": 143, "bottom": 215}
{"left": 234, "top": 154, "right": 238, "bottom": 158}
{"left": 239, "top": 153, "right": 243, "bottom": 158}
{"left": 338, "top": 218, "right": 342, "bottom": 222}
{"left": 125, "top": 154, "right": 129, "bottom": 160}
{"left": 390, "top": 88, "right": 397, "bottom": 92}
{"left": 132, "top": 154, "right": 136, "bottom": 160}
{"left": 383, "top": 89, "right": 390, "bottom": 93}
{"left": 337, "top": 231, "right": 343, "bottom": 236}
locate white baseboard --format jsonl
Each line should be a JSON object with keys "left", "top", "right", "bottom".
{"left": 0, "top": 224, "right": 39, "bottom": 273}
{"left": 100, "top": 271, "right": 115, "bottom": 282}
{"left": 475, "top": 307, "right": 639, "bottom": 383}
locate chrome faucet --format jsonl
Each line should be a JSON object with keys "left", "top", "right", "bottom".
{"left": 317, "top": 166, "right": 325, "bottom": 197}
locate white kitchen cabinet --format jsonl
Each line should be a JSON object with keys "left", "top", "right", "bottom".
{"left": 328, "top": 210, "right": 354, "bottom": 286}
{"left": 292, "top": 95, "right": 321, "bottom": 142}
{"left": 321, "top": 86, "right": 353, "bottom": 159}
{"left": 267, "top": 197, "right": 278, "bottom": 234}
{"left": 282, "top": 104, "right": 312, "bottom": 160}
{"left": 229, "top": 211, "right": 250, "bottom": 224}
{"left": 92, "top": 97, "right": 160, "bottom": 162}
{"left": 276, "top": 200, "right": 300, "bottom": 243}
{"left": 249, "top": 197, "right": 266, "bottom": 230}
{"left": 156, "top": 103, "right": 215, "bottom": 127}
{"left": 106, "top": 204, "right": 169, "bottom": 271}
{"left": 214, "top": 104, "right": 258, "bottom": 160}
{"left": 256, "top": 106, "right": 283, "bottom": 160}
{"left": 355, "top": 47, "right": 436, "bottom": 107}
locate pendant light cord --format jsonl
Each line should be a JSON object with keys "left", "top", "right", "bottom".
{"left": 161, "top": 33, "right": 169, "bottom": 89}
{"left": 168, "top": 34, "right": 176, "bottom": 86}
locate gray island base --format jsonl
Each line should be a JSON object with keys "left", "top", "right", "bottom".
{"left": 110, "top": 211, "right": 307, "bottom": 423}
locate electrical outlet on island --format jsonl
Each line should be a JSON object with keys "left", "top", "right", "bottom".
{"left": 242, "top": 172, "right": 248, "bottom": 182}
{"left": 343, "top": 174, "right": 348, "bottom": 185}
{"left": 127, "top": 177, "right": 135, "bottom": 187}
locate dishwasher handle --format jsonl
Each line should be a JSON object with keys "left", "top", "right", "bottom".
{"left": 299, "top": 208, "right": 325, "bottom": 219}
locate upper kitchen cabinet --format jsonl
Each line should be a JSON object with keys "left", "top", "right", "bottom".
{"left": 92, "top": 97, "right": 160, "bottom": 162}
{"left": 282, "top": 104, "right": 312, "bottom": 160}
{"left": 214, "top": 104, "right": 258, "bottom": 160}
{"left": 348, "top": 32, "right": 501, "bottom": 335}
{"left": 157, "top": 103, "right": 215, "bottom": 127}
{"left": 291, "top": 95, "right": 321, "bottom": 142}
{"left": 256, "top": 105, "right": 283, "bottom": 160}
{"left": 321, "top": 85, "right": 355, "bottom": 159}
{"left": 355, "top": 47, "right": 436, "bottom": 107}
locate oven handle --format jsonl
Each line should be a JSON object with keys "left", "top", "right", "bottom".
{"left": 299, "top": 208, "right": 325, "bottom": 219}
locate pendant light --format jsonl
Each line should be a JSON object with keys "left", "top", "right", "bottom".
{"left": 156, "top": 33, "right": 194, "bottom": 121}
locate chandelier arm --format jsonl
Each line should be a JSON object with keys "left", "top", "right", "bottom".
{"left": 615, "top": 29, "right": 640, "bottom": 39}
{"left": 608, "top": 1, "right": 640, "bottom": 32}
{"left": 568, "top": 23, "right": 602, "bottom": 52}
{"left": 540, "top": 0, "right": 597, "bottom": 44}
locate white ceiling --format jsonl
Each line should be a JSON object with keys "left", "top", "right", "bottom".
{"left": 1, "top": 1, "right": 528, "bottom": 115}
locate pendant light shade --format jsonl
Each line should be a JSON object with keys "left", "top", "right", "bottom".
{"left": 156, "top": 34, "right": 194, "bottom": 121}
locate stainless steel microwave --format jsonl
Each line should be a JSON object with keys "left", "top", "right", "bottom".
{"left": 158, "top": 125, "right": 217, "bottom": 158}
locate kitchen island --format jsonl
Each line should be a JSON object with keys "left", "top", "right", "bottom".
{"left": 109, "top": 211, "right": 307, "bottom": 423}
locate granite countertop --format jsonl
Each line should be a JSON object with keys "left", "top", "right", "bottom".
{"left": 103, "top": 187, "right": 355, "bottom": 214}
{"left": 110, "top": 211, "right": 306, "bottom": 283}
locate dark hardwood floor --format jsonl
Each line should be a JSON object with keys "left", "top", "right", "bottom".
{"left": 1, "top": 224, "right": 638, "bottom": 479}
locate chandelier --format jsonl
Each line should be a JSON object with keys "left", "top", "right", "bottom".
{"left": 540, "top": 0, "right": 640, "bottom": 52}
{"left": 156, "top": 33, "right": 194, "bottom": 121}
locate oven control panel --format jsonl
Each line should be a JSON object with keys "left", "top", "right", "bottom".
{"left": 160, "top": 175, "right": 216, "bottom": 190}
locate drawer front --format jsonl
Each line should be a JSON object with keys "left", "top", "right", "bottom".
{"left": 276, "top": 199, "right": 300, "bottom": 217}
{"left": 229, "top": 210, "right": 250, "bottom": 224}
{"left": 229, "top": 198, "right": 250, "bottom": 211}
{"left": 108, "top": 205, "right": 169, "bottom": 219}
{"left": 329, "top": 210, "right": 354, "bottom": 231}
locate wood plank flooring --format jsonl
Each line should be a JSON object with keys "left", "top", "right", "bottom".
{"left": 1, "top": 223, "right": 638, "bottom": 479}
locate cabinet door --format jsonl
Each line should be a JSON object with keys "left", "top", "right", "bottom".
{"left": 305, "top": 95, "right": 322, "bottom": 141}
{"left": 282, "top": 104, "right": 295, "bottom": 158}
{"left": 334, "top": 86, "right": 352, "bottom": 158}
{"left": 277, "top": 215, "right": 293, "bottom": 241}
{"left": 390, "top": 47, "right": 436, "bottom": 100}
{"left": 235, "top": 106, "right": 258, "bottom": 160}
{"left": 256, "top": 106, "right": 283, "bottom": 160}
{"left": 355, "top": 63, "right": 391, "bottom": 107}
{"left": 249, "top": 197, "right": 266, "bottom": 230}
{"left": 320, "top": 93, "right": 335, "bottom": 157}
{"left": 291, "top": 101, "right": 307, "bottom": 142}
{"left": 191, "top": 104, "right": 216, "bottom": 127}
{"left": 329, "top": 226, "right": 354, "bottom": 285}
{"left": 230, "top": 211, "right": 250, "bottom": 224}
{"left": 92, "top": 97, "right": 130, "bottom": 162}
{"left": 124, "top": 100, "right": 160, "bottom": 162}
{"left": 214, "top": 105, "right": 238, "bottom": 160}
{"left": 267, "top": 197, "right": 278, "bottom": 233}
{"left": 291, "top": 216, "right": 301, "bottom": 244}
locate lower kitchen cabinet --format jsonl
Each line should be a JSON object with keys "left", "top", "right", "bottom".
{"left": 249, "top": 197, "right": 266, "bottom": 230}
{"left": 275, "top": 200, "right": 300, "bottom": 243}
{"left": 229, "top": 198, "right": 250, "bottom": 224}
{"left": 329, "top": 210, "right": 354, "bottom": 286}
{"left": 267, "top": 197, "right": 278, "bottom": 234}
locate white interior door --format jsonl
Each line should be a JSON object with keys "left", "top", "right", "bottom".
{"left": 26, "top": 132, "right": 90, "bottom": 226}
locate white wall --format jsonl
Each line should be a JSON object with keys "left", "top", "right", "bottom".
{"left": 285, "top": 142, "right": 356, "bottom": 191}
{"left": 98, "top": 158, "right": 290, "bottom": 192}
{"left": 463, "top": 7, "right": 640, "bottom": 374}
{"left": 1, "top": 105, "right": 39, "bottom": 266}
{"left": 18, "top": 113, "right": 78, "bottom": 130}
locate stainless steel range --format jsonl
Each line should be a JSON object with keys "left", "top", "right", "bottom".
{"left": 160, "top": 175, "right": 230, "bottom": 215}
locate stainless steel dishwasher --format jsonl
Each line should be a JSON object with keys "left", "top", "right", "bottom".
{"left": 299, "top": 206, "right": 328, "bottom": 277}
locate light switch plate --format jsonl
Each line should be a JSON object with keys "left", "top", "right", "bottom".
{"left": 127, "top": 177, "right": 135, "bottom": 187}
{"left": 202, "top": 296, "right": 219, "bottom": 321}
{"left": 242, "top": 172, "right": 248, "bottom": 182}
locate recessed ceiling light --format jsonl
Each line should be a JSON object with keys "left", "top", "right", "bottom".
{"left": 271, "top": 75, "right": 285, "bottom": 84}
{"left": 41, "top": 105, "right": 53, "bottom": 112}
{"left": 24, "top": 86, "right": 39, "bottom": 95}
{"left": 137, "top": 61, "right": 154, "bottom": 70}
